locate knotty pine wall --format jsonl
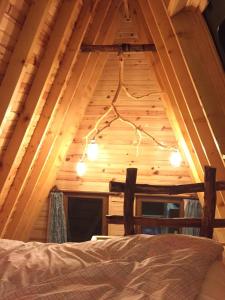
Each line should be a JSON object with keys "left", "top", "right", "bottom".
{"left": 30, "top": 4, "right": 192, "bottom": 241}
{"left": 29, "top": 199, "right": 49, "bottom": 242}
{"left": 0, "top": 0, "right": 68, "bottom": 202}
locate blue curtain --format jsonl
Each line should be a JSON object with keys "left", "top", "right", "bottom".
{"left": 47, "top": 191, "right": 67, "bottom": 243}
{"left": 182, "top": 200, "right": 202, "bottom": 236}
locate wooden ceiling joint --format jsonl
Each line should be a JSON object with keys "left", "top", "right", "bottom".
{"left": 0, "top": 0, "right": 9, "bottom": 24}
{"left": 0, "top": 0, "right": 82, "bottom": 206}
{"left": 130, "top": 0, "right": 202, "bottom": 183}
{"left": 0, "top": 0, "right": 100, "bottom": 237}
{"left": 137, "top": 0, "right": 225, "bottom": 238}
{"left": 3, "top": 0, "right": 122, "bottom": 240}
{"left": 123, "top": 0, "right": 131, "bottom": 20}
{"left": 167, "top": 0, "right": 208, "bottom": 17}
{"left": 0, "top": 0, "right": 51, "bottom": 136}
{"left": 172, "top": 10, "right": 225, "bottom": 155}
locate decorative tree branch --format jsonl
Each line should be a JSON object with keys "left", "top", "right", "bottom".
{"left": 81, "top": 54, "right": 177, "bottom": 161}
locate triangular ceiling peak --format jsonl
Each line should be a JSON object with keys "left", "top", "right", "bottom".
{"left": 55, "top": 1, "right": 192, "bottom": 192}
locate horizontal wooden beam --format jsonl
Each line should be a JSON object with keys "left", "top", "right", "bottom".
{"left": 109, "top": 180, "right": 225, "bottom": 194}
{"left": 81, "top": 43, "right": 156, "bottom": 52}
{"left": 106, "top": 215, "right": 225, "bottom": 228}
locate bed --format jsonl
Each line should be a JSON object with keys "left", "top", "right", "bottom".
{"left": 1, "top": 234, "right": 225, "bottom": 299}
{"left": 1, "top": 166, "right": 225, "bottom": 299}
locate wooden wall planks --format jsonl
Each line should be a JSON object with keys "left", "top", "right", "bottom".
{"left": 49, "top": 6, "right": 192, "bottom": 238}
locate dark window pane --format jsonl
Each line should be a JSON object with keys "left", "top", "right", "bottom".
{"left": 67, "top": 197, "right": 102, "bottom": 242}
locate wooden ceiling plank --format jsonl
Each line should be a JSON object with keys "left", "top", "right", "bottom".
{"left": 0, "top": 55, "right": 97, "bottom": 238}
{"left": 130, "top": 0, "right": 202, "bottom": 183}
{"left": 0, "top": 1, "right": 51, "bottom": 135}
{"left": 138, "top": 0, "right": 225, "bottom": 220}
{"left": 136, "top": 1, "right": 225, "bottom": 236}
{"left": 0, "top": 0, "right": 9, "bottom": 24}
{"left": 167, "top": 0, "right": 208, "bottom": 16}
{"left": 0, "top": 0, "right": 102, "bottom": 236}
{"left": 138, "top": 0, "right": 219, "bottom": 172}
{"left": 147, "top": 0, "right": 225, "bottom": 174}
{"left": 168, "top": 0, "right": 187, "bottom": 16}
{"left": 3, "top": 1, "right": 121, "bottom": 240}
{"left": 123, "top": 0, "right": 131, "bottom": 20}
{"left": 130, "top": 2, "right": 209, "bottom": 229}
{"left": 15, "top": 55, "right": 109, "bottom": 241}
{"left": 0, "top": 0, "right": 82, "bottom": 205}
{"left": 172, "top": 10, "right": 225, "bottom": 154}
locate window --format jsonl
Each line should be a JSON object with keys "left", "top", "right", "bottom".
{"left": 64, "top": 193, "right": 108, "bottom": 242}
{"left": 136, "top": 196, "right": 184, "bottom": 235}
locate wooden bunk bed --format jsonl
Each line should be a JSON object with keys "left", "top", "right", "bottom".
{"left": 107, "top": 166, "right": 225, "bottom": 238}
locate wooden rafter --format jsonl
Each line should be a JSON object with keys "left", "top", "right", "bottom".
{"left": 4, "top": 0, "right": 122, "bottom": 240}
{"left": 13, "top": 54, "right": 111, "bottom": 241}
{"left": 172, "top": 10, "right": 225, "bottom": 155}
{"left": 167, "top": 0, "right": 208, "bottom": 16}
{"left": 139, "top": 0, "right": 223, "bottom": 179}
{"left": 135, "top": 0, "right": 225, "bottom": 241}
{"left": 130, "top": 0, "right": 202, "bottom": 181}
{"left": 0, "top": 0, "right": 9, "bottom": 23}
{"left": 123, "top": 0, "right": 130, "bottom": 19}
{"left": 138, "top": 0, "right": 225, "bottom": 232}
{"left": 7, "top": 4, "right": 121, "bottom": 241}
{"left": 0, "top": 0, "right": 112, "bottom": 237}
{"left": 0, "top": 0, "right": 82, "bottom": 205}
{"left": 0, "top": 1, "right": 51, "bottom": 135}
{"left": 0, "top": 0, "right": 99, "bottom": 236}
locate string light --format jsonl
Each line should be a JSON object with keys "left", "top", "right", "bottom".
{"left": 76, "top": 160, "right": 86, "bottom": 177}
{"left": 76, "top": 53, "right": 182, "bottom": 175}
{"left": 169, "top": 151, "right": 182, "bottom": 168}
{"left": 87, "top": 140, "right": 98, "bottom": 161}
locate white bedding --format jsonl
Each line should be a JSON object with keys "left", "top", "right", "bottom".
{"left": 0, "top": 234, "right": 224, "bottom": 300}
{"left": 198, "top": 260, "right": 225, "bottom": 300}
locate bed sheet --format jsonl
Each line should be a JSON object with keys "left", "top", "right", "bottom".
{"left": 198, "top": 258, "right": 225, "bottom": 299}
{"left": 0, "top": 234, "right": 224, "bottom": 300}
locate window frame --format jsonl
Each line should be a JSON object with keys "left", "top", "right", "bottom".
{"left": 135, "top": 195, "right": 184, "bottom": 234}
{"left": 63, "top": 192, "right": 109, "bottom": 237}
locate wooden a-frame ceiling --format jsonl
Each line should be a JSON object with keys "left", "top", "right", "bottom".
{"left": 0, "top": 0, "right": 225, "bottom": 242}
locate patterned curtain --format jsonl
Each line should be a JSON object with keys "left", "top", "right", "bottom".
{"left": 182, "top": 199, "right": 202, "bottom": 236}
{"left": 47, "top": 191, "right": 67, "bottom": 243}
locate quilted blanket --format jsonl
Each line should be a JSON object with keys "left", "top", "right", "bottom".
{"left": 0, "top": 234, "right": 223, "bottom": 299}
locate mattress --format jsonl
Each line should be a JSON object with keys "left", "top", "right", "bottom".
{"left": 0, "top": 234, "right": 225, "bottom": 299}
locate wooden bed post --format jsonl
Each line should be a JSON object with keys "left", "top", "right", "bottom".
{"left": 124, "top": 168, "right": 137, "bottom": 235}
{"left": 200, "top": 166, "right": 217, "bottom": 238}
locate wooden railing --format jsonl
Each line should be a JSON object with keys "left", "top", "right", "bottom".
{"left": 106, "top": 166, "right": 225, "bottom": 238}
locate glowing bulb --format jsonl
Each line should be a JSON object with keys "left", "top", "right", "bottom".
{"left": 170, "top": 151, "right": 182, "bottom": 167}
{"left": 87, "top": 140, "right": 98, "bottom": 161}
{"left": 76, "top": 161, "right": 86, "bottom": 176}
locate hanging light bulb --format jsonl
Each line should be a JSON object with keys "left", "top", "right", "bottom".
{"left": 169, "top": 150, "right": 182, "bottom": 167}
{"left": 87, "top": 140, "right": 98, "bottom": 161}
{"left": 76, "top": 160, "right": 86, "bottom": 176}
